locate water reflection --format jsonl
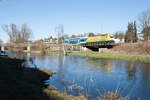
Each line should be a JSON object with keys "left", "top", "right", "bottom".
{"left": 126, "top": 62, "right": 137, "bottom": 80}
{"left": 85, "top": 58, "right": 113, "bottom": 73}
{"left": 57, "top": 55, "right": 66, "bottom": 86}
{"left": 7, "top": 53, "right": 150, "bottom": 100}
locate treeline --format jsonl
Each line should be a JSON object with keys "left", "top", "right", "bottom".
{"left": 115, "top": 10, "right": 150, "bottom": 43}
{"left": 1, "top": 24, "right": 32, "bottom": 43}
{"left": 125, "top": 21, "right": 138, "bottom": 42}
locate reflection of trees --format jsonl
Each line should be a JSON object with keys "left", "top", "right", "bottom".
{"left": 85, "top": 58, "right": 112, "bottom": 73}
{"left": 37, "top": 55, "right": 46, "bottom": 61}
{"left": 57, "top": 55, "right": 66, "bottom": 85}
{"left": 141, "top": 64, "right": 150, "bottom": 85}
{"left": 8, "top": 53, "right": 27, "bottom": 59}
{"left": 126, "top": 62, "right": 137, "bottom": 80}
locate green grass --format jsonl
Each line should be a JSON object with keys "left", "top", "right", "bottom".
{"left": 67, "top": 51, "right": 150, "bottom": 63}
{"left": 43, "top": 85, "right": 88, "bottom": 100}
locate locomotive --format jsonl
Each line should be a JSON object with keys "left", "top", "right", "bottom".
{"left": 64, "top": 34, "right": 114, "bottom": 44}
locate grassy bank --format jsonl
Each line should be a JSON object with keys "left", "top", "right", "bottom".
{"left": 0, "top": 55, "right": 88, "bottom": 100}
{"left": 43, "top": 85, "right": 129, "bottom": 100}
{"left": 0, "top": 55, "right": 51, "bottom": 100}
{"left": 43, "top": 85, "right": 88, "bottom": 100}
{"left": 67, "top": 51, "right": 150, "bottom": 63}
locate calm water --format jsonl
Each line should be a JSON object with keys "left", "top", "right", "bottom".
{"left": 8, "top": 52, "right": 150, "bottom": 100}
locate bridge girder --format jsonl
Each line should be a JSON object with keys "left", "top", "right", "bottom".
{"left": 81, "top": 41, "right": 115, "bottom": 51}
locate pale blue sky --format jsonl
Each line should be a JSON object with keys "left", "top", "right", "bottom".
{"left": 0, "top": 0, "right": 150, "bottom": 42}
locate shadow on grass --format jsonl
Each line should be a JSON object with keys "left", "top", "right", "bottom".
{"left": 0, "top": 55, "right": 51, "bottom": 100}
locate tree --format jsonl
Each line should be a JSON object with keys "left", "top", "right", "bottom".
{"left": 0, "top": 38, "right": 2, "bottom": 43}
{"left": 125, "top": 21, "right": 137, "bottom": 43}
{"left": 55, "top": 24, "right": 64, "bottom": 44}
{"left": 20, "top": 24, "right": 31, "bottom": 42}
{"left": 2, "top": 24, "right": 32, "bottom": 43}
{"left": 142, "top": 27, "right": 150, "bottom": 41}
{"left": 138, "top": 10, "right": 150, "bottom": 41}
{"left": 138, "top": 10, "right": 150, "bottom": 30}
{"left": 88, "top": 32, "right": 95, "bottom": 37}
{"left": 114, "top": 31, "right": 125, "bottom": 40}
{"left": 71, "top": 35, "right": 76, "bottom": 38}
{"left": 133, "top": 21, "right": 138, "bottom": 42}
{"left": 114, "top": 32, "right": 119, "bottom": 39}
{"left": 63, "top": 34, "right": 69, "bottom": 39}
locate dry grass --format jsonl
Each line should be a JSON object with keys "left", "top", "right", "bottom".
{"left": 96, "top": 92, "right": 129, "bottom": 100}
{"left": 43, "top": 85, "right": 89, "bottom": 100}
{"left": 39, "top": 68, "right": 56, "bottom": 76}
{"left": 44, "top": 86, "right": 130, "bottom": 100}
{"left": 31, "top": 43, "right": 47, "bottom": 51}
{"left": 111, "top": 42, "right": 150, "bottom": 55}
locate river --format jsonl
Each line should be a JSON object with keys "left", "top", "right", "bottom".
{"left": 6, "top": 51, "right": 150, "bottom": 100}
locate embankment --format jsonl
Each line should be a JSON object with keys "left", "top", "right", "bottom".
{"left": 67, "top": 42, "right": 150, "bottom": 63}
{"left": 0, "top": 55, "right": 50, "bottom": 100}
{"left": 107, "top": 42, "right": 150, "bottom": 55}
{"left": 67, "top": 51, "right": 150, "bottom": 63}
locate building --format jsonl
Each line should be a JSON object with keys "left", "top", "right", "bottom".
{"left": 137, "top": 33, "right": 144, "bottom": 41}
{"left": 137, "top": 33, "right": 150, "bottom": 42}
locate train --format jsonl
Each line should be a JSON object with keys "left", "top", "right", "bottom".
{"left": 86, "top": 34, "right": 114, "bottom": 43}
{"left": 64, "top": 34, "right": 114, "bottom": 44}
{"left": 64, "top": 37, "right": 86, "bottom": 44}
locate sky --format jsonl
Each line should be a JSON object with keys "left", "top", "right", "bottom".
{"left": 0, "top": 0, "right": 150, "bottom": 42}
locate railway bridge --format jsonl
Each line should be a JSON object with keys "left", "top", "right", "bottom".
{"left": 80, "top": 41, "right": 116, "bottom": 51}
{"left": 0, "top": 43, "right": 31, "bottom": 53}
{"left": 0, "top": 41, "right": 116, "bottom": 53}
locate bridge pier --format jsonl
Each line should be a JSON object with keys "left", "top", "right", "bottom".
{"left": 27, "top": 46, "right": 31, "bottom": 52}
{"left": 1, "top": 46, "right": 5, "bottom": 53}
{"left": 99, "top": 48, "right": 102, "bottom": 53}
{"left": 82, "top": 47, "right": 88, "bottom": 51}
{"left": 99, "top": 48, "right": 108, "bottom": 53}
{"left": 71, "top": 46, "right": 74, "bottom": 51}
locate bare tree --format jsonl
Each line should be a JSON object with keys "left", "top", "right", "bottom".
{"left": 55, "top": 24, "right": 64, "bottom": 44}
{"left": 55, "top": 24, "right": 66, "bottom": 54}
{"left": 138, "top": 10, "right": 150, "bottom": 41}
{"left": 20, "top": 24, "right": 31, "bottom": 42}
{"left": 138, "top": 10, "right": 150, "bottom": 31}
{"left": 88, "top": 32, "right": 95, "bottom": 37}
{"left": 71, "top": 35, "right": 76, "bottom": 38}
{"left": 114, "top": 31, "right": 125, "bottom": 39}
{"left": 63, "top": 34, "right": 69, "bottom": 39}
{"left": 2, "top": 24, "right": 32, "bottom": 43}
{"left": 0, "top": 38, "right": 2, "bottom": 43}
{"left": 142, "top": 27, "right": 150, "bottom": 41}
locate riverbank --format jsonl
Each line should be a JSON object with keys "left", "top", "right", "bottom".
{"left": 0, "top": 55, "right": 51, "bottom": 100}
{"left": 0, "top": 55, "right": 89, "bottom": 100}
{"left": 67, "top": 51, "right": 150, "bottom": 63}
{"left": 0, "top": 55, "right": 130, "bottom": 100}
